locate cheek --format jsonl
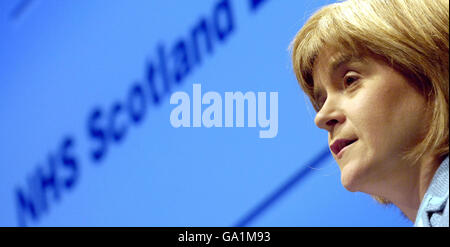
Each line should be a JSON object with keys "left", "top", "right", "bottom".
{"left": 349, "top": 81, "right": 428, "bottom": 156}
{"left": 348, "top": 85, "right": 403, "bottom": 152}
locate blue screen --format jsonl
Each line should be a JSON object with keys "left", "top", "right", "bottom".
{"left": 0, "top": 0, "right": 411, "bottom": 227}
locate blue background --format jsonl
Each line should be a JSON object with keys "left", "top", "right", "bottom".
{"left": 0, "top": 0, "right": 411, "bottom": 226}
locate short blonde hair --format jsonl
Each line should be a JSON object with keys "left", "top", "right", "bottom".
{"left": 291, "top": 0, "right": 449, "bottom": 163}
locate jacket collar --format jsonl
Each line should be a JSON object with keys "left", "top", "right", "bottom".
{"left": 414, "top": 156, "right": 449, "bottom": 227}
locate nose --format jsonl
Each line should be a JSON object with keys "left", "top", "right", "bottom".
{"left": 314, "top": 98, "right": 345, "bottom": 133}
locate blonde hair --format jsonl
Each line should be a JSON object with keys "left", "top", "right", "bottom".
{"left": 291, "top": 0, "right": 449, "bottom": 164}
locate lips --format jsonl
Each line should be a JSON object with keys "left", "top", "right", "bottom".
{"left": 330, "top": 139, "right": 357, "bottom": 156}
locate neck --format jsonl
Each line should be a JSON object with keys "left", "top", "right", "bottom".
{"left": 390, "top": 154, "right": 442, "bottom": 222}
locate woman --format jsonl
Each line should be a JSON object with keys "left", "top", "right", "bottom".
{"left": 290, "top": 0, "right": 448, "bottom": 226}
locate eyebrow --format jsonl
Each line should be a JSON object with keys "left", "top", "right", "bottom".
{"left": 330, "top": 54, "right": 354, "bottom": 76}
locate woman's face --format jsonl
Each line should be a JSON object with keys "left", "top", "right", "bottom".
{"left": 312, "top": 47, "right": 430, "bottom": 193}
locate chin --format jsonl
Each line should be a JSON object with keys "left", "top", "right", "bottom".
{"left": 341, "top": 176, "right": 359, "bottom": 192}
{"left": 339, "top": 161, "right": 363, "bottom": 193}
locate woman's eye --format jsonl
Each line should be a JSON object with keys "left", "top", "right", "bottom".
{"left": 344, "top": 76, "right": 358, "bottom": 87}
